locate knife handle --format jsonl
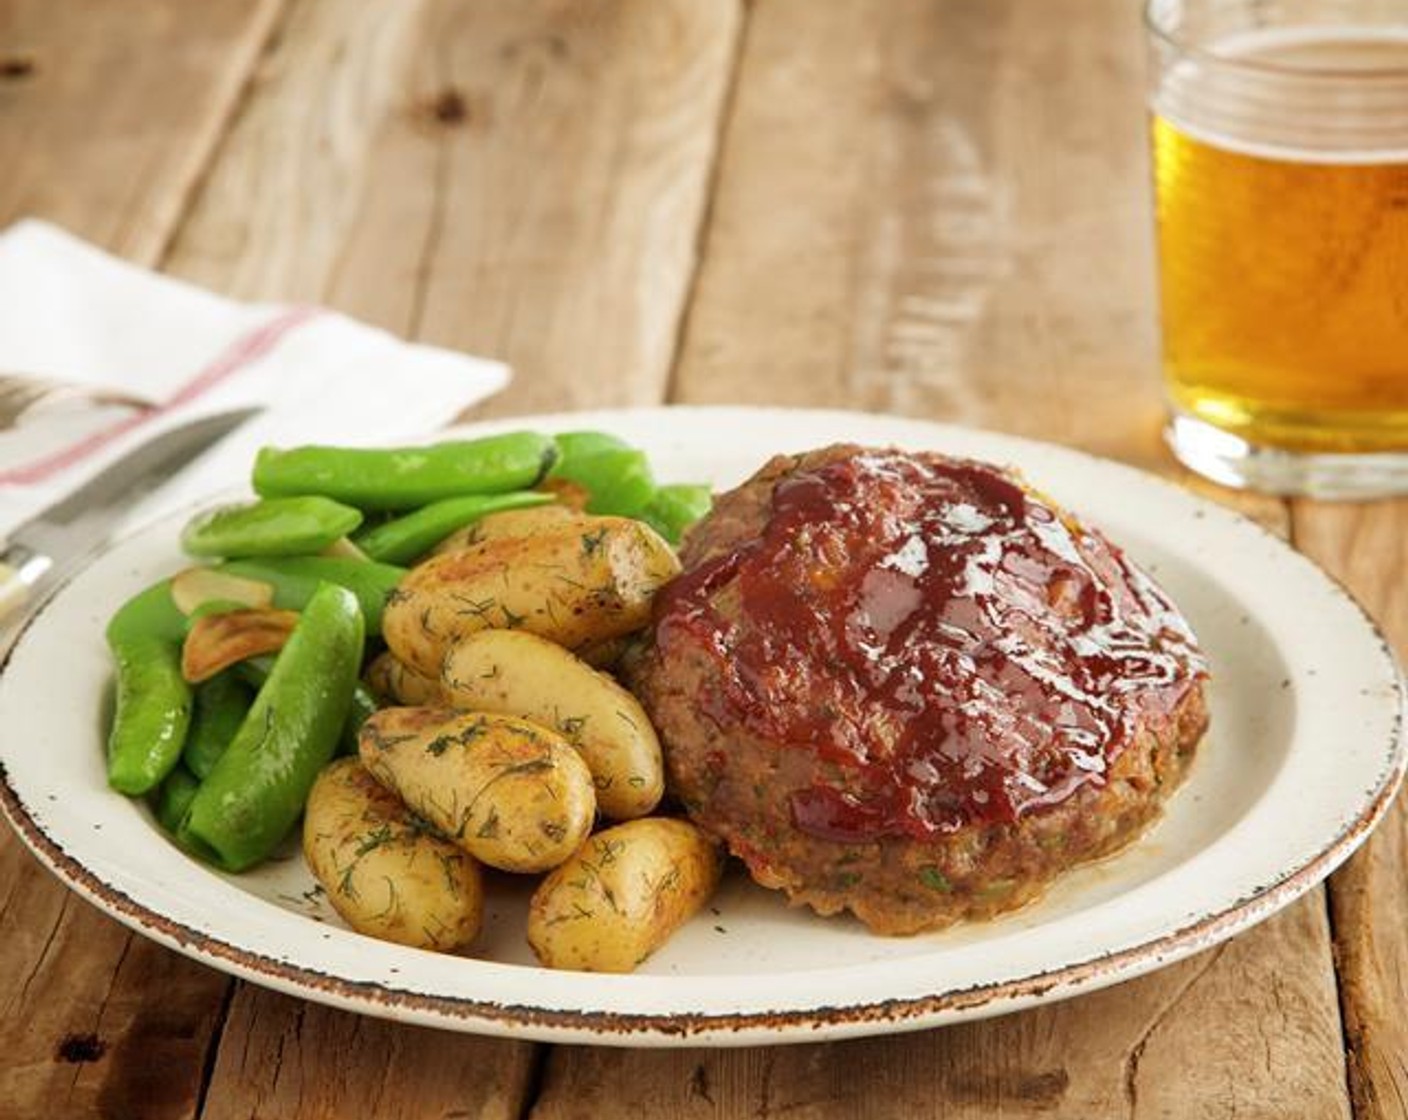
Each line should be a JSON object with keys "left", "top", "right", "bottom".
{"left": 0, "top": 545, "right": 53, "bottom": 624}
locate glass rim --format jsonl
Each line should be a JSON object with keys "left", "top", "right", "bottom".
{"left": 1144, "top": 0, "right": 1408, "bottom": 79}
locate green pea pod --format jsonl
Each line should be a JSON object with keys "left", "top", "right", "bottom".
{"left": 554, "top": 448, "right": 656, "bottom": 517}
{"left": 235, "top": 655, "right": 376, "bottom": 756}
{"left": 231, "top": 654, "right": 275, "bottom": 691}
{"left": 181, "top": 496, "right": 363, "bottom": 559}
{"left": 216, "top": 556, "right": 404, "bottom": 633}
{"left": 352, "top": 490, "right": 551, "bottom": 564}
{"left": 106, "top": 580, "right": 193, "bottom": 795}
{"left": 551, "top": 430, "right": 630, "bottom": 466}
{"left": 154, "top": 765, "right": 201, "bottom": 836}
{"left": 179, "top": 582, "right": 364, "bottom": 872}
{"left": 107, "top": 579, "right": 189, "bottom": 646}
{"left": 182, "top": 671, "right": 255, "bottom": 780}
{"left": 641, "top": 483, "right": 713, "bottom": 544}
{"left": 340, "top": 679, "right": 380, "bottom": 756}
{"left": 251, "top": 431, "right": 558, "bottom": 511}
{"left": 108, "top": 636, "right": 192, "bottom": 795}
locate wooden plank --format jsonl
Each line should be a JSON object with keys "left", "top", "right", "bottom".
{"left": 164, "top": 0, "right": 742, "bottom": 1115}
{"left": 162, "top": 0, "right": 428, "bottom": 300}
{"left": 533, "top": 902, "right": 1343, "bottom": 1120}
{"left": 198, "top": 988, "right": 536, "bottom": 1120}
{"left": 0, "top": 4, "right": 287, "bottom": 1116}
{"left": 528, "top": 0, "right": 1351, "bottom": 1117}
{"left": 326, "top": 0, "right": 745, "bottom": 417}
{"left": 671, "top": 0, "right": 1169, "bottom": 469}
{"left": 1292, "top": 500, "right": 1408, "bottom": 1120}
{"left": 0, "top": 0, "right": 285, "bottom": 265}
{"left": 0, "top": 838, "right": 233, "bottom": 1117}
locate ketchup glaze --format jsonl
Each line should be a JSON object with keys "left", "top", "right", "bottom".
{"left": 654, "top": 450, "right": 1207, "bottom": 841}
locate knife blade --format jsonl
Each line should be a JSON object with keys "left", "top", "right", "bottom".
{"left": 0, "top": 408, "right": 259, "bottom": 622}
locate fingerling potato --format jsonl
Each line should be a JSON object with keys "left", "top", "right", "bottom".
{"left": 359, "top": 707, "right": 596, "bottom": 873}
{"left": 442, "top": 630, "right": 663, "bottom": 820}
{"left": 383, "top": 517, "right": 680, "bottom": 677}
{"left": 364, "top": 650, "right": 444, "bottom": 706}
{"left": 527, "top": 818, "right": 722, "bottom": 973}
{"left": 430, "top": 503, "right": 587, "bottom": 557}
{"left": 303, "top": 758, "right": 483, "bottom": 951}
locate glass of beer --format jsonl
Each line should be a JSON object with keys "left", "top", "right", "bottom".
{"left": 1147, "top": 0, "right": 1408, "bottom": 497}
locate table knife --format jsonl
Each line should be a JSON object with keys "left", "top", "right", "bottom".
{"left": 0, "top": 408, "right": 259, "bottom": 623}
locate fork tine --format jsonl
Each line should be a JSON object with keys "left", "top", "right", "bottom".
{"left": 0, "top": 373, "right": 154, "bottom": 430}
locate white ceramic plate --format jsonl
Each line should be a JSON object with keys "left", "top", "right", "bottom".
{"left": 1, "top": 407, "right": 1402, "bottom": 1047}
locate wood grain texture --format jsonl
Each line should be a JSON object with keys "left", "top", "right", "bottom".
{"left": 1293, "top": 501, "right": 1408, "bottom": 1120}
{"left": 327, "top": 0, "right": 745, "bottom": 415}
{"left": 0, "top": 839, "right": 230, "bottom": 1118}
{"left": 672, "top": 0, "right": 1164, "bottom": 467}
{"left": 0, "top": 0, "right": 284, "bottom": 265}
{"left": 0, "top": 4, "right": 284, "bottom": 1118}
{"left": 663, "top": 0, "right": 1294, "bottom": 536}
{"left": 199, "top": 988, "right": 536, "bottom": 1120}
{"left": 163, "top": 0, "right": 428, "bottom": 300}
{"left": 531, "top": 902, "right": 1345, "bottom": 1120}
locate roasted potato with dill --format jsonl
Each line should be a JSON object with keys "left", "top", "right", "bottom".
{"left": 358, "top": 706, "right": 596, "bottom": 873}
{"left": 303, "top": 758, "right": 483, "bottom": 951}
{"left": 364, "top": 650, "right": 444, "bottom": 706}
{"left": 382, "top": 517, "right": 680, "bottom": 677}
{"left": 527, "top": 818, "right": 723, "bottom": 973}
{"left": 430, "top": 503, "right": 590, "bottom": 557}
{"left": 442, "top": 630, "right": 664, "bottom": 820}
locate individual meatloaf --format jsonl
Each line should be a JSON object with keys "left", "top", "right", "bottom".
{"left": 625, "top": 445, "right": 1208, "bottom": 935}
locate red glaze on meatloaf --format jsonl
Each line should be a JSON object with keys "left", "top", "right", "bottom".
{"left": 625, "top": 445, "right": 1208, "bottom": 934}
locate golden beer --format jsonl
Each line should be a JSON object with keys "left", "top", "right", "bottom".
{"left": 1149, "top": 17, "right": 1408, "bottom": 490}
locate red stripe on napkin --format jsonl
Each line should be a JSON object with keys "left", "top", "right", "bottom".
{"left": 0, "top": 306, "right": 319, "bottom": 486}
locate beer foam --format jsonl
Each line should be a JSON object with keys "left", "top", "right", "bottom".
{"left": 1154, "top": 25, "right": 1408, "bottom": 165}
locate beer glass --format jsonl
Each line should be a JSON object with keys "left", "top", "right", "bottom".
{"left": 1147, "top": 0, "right": 1408, "bottom": 497}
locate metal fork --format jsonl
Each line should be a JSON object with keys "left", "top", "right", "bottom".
{"left": 0, "top": 373, "right": 154, "bottom": 429}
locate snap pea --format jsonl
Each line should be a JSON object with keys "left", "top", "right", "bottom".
{"left": 108, "top": 579, "right": 189, "bottom": 645}
{"left": 106, "top": 580, "right": 193, "bottom": 796}
{"left": 236, "top": 654, "right": 377, "bottom": 756}
{"left": 217, "top": 555, "right": 404, "bottom": 633}
{"left": 553, "top": 447, "right": 656, "bottom": 517}
{"left": 341, "top": 678, "right": 379, "bottom": 756}
{"left": 551, "top": 430, "right": 630, "bottom": 464}
{"left": 231, "top": 653, "right": 275, "bottom": 690}
{"left": 552, "top": 430, "right": 711, "bottom": 531}
{"left": 251, "top": 431, "right": 558, "bottom": 511}
{"left": 352, "top": 490, "right": 551, "bottom": 564}
{"left": 182, "top": 671, "right": 254, "bottom": 780}
{"left": 180, "top": 582, "right": 364, "bottom": 872}
{"left": 181, "top": 496, "right": 363, "bottom": 559}
{"left": 153, "top": 765, "right": 201, "bottom": 837}
{"left": 641, "top": 483, "right": 713, "bottom": 544}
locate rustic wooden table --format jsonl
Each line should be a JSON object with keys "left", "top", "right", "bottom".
{"left": 1, "top": 1, "right": 1403, "bottom": 1117}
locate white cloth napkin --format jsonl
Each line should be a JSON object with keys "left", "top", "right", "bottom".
{"left": 0, "top": 220, "right": 509, "bottom": 540}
